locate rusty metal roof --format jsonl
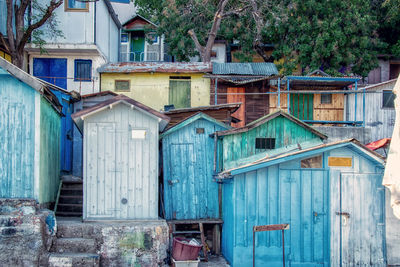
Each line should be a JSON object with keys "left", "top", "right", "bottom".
{"left": 98, "top": 62, "right": 212, "bottom": 74}
{"left": 212, "top": 63, "right": 278, "bottom": 76}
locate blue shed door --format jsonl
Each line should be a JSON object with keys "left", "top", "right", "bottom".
{"left": 338, "top": 173, "right": 386, "bottom": 266}
{"left": 33, "top": 58, "right": 67, "bottom": 89}
{"left": 279, "top": 169, "right": 329, "bottom": 266}
{"left": 167, "top": 143, "right": 195, "bottom": 219}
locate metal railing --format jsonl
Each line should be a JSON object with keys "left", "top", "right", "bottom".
{"left": 34, "top": 75, "right": 97, "bottom": 94}
{"left": 120, "top": 51, "right": 171, "bottom": 62}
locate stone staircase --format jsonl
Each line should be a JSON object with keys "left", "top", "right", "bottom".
{"left": 48, "top": 219, "right": 100, "bottom": 267}
{"left": 56, "top": 177, "right": 83, "bottom": 217}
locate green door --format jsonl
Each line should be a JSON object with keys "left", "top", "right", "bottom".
{"left": 130, "top": 32, "right": 145, "bottom": 61}
{"left": 290, "top": 93, "right": 313, "bottom": 120}
{"left": 169, "top": 79, "right": 191, "bottom": 108}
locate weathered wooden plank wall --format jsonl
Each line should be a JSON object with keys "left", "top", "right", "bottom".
{"left": 162, "top": 116, "right": 228, "bottom": 220}
{"left": 0, "top": 71, "right": 36, "bottom": 198}
{"left": 84, "top": 104, "right": 159, "bottom": 220}
{"left": 39, "top": 98, "right": 61, "bottom": 204}
{"left": 348, "top": 83, "right": 396, "bottom": 143}
{"left": 222, "top": 116, "right": 321, "bottom": 170}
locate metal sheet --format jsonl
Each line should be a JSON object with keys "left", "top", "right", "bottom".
{"left": 212, "top": 63, "right": 278, "bottom": 76}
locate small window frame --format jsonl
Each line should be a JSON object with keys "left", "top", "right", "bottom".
{"left": 382, "top": 90, "right": 395, "bottom": 109}
{"left": 64, "top": 0, "right": 89, "bottom": 12}
{"left": 320, "top": 94, "right": 332, "bottom": 104}
{"left": 115, "top": 80, "right": 131, "bottom": 92}
{"left": 255, "top": 138, "right": 276, "bottom": 150}
{"left": 121, "top": 33, "right": 129, "bottom": 43}
{"left": 74, "top": 59, "right": 92, "bottom": 82}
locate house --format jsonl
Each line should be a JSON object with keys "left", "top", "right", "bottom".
{"left": 99, "top": 62, "right": 212, "bottom": 110}
{"left": 367, "top": 55, "right": 400, "bottom": 84}
{"left": 210, "top": 62, "right": 279, "bottom": 127}
{"left": 120, "top": 15, "right": 167, "bottom": 62}
{"left": 160, "top": 112, "right": 230, "bottom": 220}
{"left": 219, "top": 139, "right": 387, "bottom": 266}
{"left": 215, "top": 110, "right": 327, "bottom": 171}
{"left": 26, "top": 0, "right": 121, "bottom": 95}
{"left": 162, "top": 102, "right": 241, "bottom": 130}
{"left": 72, "top": 94, "right": 169, "bottom": 220}
{"left": 0, "top": 57, "right": 62, "bottom": 206}
{"left": 71, "top": 91, "right": 118, "bottom": 177}
{"left": 271, "top": 71, "right": 361, "bottom": 125}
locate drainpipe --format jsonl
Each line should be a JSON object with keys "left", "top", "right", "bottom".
{"left": 94, "top": 1, "right": 97, "bottom": 45}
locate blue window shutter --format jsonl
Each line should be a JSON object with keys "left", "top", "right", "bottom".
{"left": 74, "top": 59, "right": 92, "bottom": 82}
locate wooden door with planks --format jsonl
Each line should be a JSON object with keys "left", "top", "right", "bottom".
{"left": 227, "top": 87, "right": 245, "bottom": 127}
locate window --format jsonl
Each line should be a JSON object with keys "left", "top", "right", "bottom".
{"left": 382, "top": 90, "right": 395, "bottom": 108}
{"left": 196, "top": 128, "right": 205, "bottom": 134}
{"left": 146, "top": 33, "right": 159, "bottom": 44}
{"left": 115, "top": 80, "right": 130, "bottom": 92}
{"left": 255, "top": 138, "right": 275, "bottom": 149}
{"left": 121, "top": 33, "right": 129, "bottom": 43}
{"left": 301, "top": 155, "right": 322, "bottom": 168}
{"left": 321, "top": 94, "right": 332, "bottom": 104}
{"left": 74, "top": 60, "right": 92, "bottom": 82}
{"left": 65, "top": 0, "right": 88, "bottom": 11}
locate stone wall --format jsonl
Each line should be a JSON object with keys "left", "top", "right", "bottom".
{"left": 0, "top": 199, "right": 56, "bottom": 266}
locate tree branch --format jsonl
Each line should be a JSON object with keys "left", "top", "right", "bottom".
{"left": 223, "top": 5, "right": 250, "bottom": 17}
{"left": 6, "top": 0, "right": 15, "bottom": 54}
{"left": 18, "top": 0, "right": 63, "bottom": 52}
{"left": 188, "top": 29, "right": 205, "bottom": 58}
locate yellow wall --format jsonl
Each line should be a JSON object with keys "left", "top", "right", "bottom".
{"left": 0, "top": 51, "right": 11, "bottom": 62}
{"left": 100, "top": 72, "right": 211, "bottom": 111}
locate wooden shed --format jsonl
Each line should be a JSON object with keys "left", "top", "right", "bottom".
{"left": 72, "top": 95, "right": 169, "bottom": 220}
{"left": 210, "top": 63, "right": 279, "bottom": 127}
{"left": 219, "top": 139, "right": 386, "bottom": 267}
{"left": 160, "top": 112, "right": 230, "bottom": 220}
{"left": 216, "top": 110, "right": 327, "bottom": 171}
{"left": 71, "top": 91, "right": 118, "bottom": 177}
{"left": 0, "top": 57, "right": 62, "bottom": 205}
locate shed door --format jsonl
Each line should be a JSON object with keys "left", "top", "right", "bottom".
{"left": 337, "top": 173, "right": 385, "bottom": 266}
{"left": 227, "top": 87, "right": 245, "bottom": 127}
{"left": 169, "top": 78, "right": 191, "bottom": 109}
{"left": 168, "top": 143, "right": 195, "bottom": 219}
{"left": 279, "top": 169, "right": 329, "bottom": 266}
{"left": 290, "top": 93, "right": 313, "bottom": 120}
{"left": 130, "top": 32, "right": 145, "bottom": 61}
{"left": 85, "top": 123, "right": 116, "bottom": 219}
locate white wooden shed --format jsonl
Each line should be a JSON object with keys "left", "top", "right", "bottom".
{"left": 72, "top": 95, "right": 169, "bottom": 220}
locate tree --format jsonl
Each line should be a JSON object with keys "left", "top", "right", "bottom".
{"left": 265, "top": 0, "right": 382, "bottom": 77}
{"left": 0, "top": 0, "right": 63, "bottom": 68}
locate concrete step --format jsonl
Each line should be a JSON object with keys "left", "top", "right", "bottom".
{"left": 56, "top": 220, "right": 94, "bottom": 238}
{"left": 56, "top": 211, "right": 82, "bottom": 217}
{"left": 52, "top": 238, "right": 96, "bottom": 253}
{"left": 48, "top": 253, "right": 99, "bottom": 267}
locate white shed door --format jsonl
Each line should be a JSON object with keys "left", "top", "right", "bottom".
{"left": 336, "top": 173, "right": 386, "bottom": 266}
{"left": 85, "top": 123, "right": 116, "bottom": 219}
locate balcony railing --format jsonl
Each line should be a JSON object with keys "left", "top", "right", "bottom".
{"left": 120, "top": 51, "right": 173, "bottom": 62}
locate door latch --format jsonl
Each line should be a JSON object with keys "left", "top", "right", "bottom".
{"left": 168, "top": 179, "right": 179, "bottom": 185}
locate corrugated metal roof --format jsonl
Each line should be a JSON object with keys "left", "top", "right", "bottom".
{"left": 98, "top": 62, "right": 212, "bottom": 73}
{"left": 212, "top": 63, "right": 278, "bottom": 76}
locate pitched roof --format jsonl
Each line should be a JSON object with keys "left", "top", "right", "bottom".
{"left": 219, "top": 139, "right": 385, "bottom": 178}
{"left": 163, "top": 103, "right": 241, "bottom": 129}
{"left": 98, "top": 62, "right": 212, "bottom": 73}
{"left": 212, "top": 63, "right": 278, "bottom": 76}
{"left": 81, "top": 91, "right": 118, "bottom": 99}
{"left": 122, "top": 14, "right": 157, "bottom": 29}
{"left": 0, "top": 57, "right": 63, "bottom": 115}
{"left": 216, "top": 109, "right": 327, "bottom": 139}
{"left": 72, "top": 94, "right": 170, "bottom": 132}
{"left": 160, "top": 112, "right": 230, "bottom": 138}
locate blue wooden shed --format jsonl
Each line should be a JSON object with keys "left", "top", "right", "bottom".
{"left": 219, "top": 139, "right": 386, "bottom": 267}
{"left": 0, "top": 57, "right": 63, "bottom": 205}
{"left": 161, "top": 112, "right": 230, "bottom": 220}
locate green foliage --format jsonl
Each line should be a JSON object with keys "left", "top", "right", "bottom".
{"left": 267, "top": 0, "right": 382, "bottom": 77}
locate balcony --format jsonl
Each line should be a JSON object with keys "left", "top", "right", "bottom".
{"left": 120, "top": 51, "right": 173, "bottom": 62}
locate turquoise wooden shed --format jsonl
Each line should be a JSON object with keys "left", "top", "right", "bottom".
{"left": 215, "top": 110, "right": 328, "bottom": 171}
{"left": 0, "top": 57, "right": 62, "bottom": 205}
{"left": 72, "top": 95, "right": 169, "bottom": 220}
{"left": 219, "top": 139, "right": 386, "bottom": 267}
{"left": 160, "top": 112, "right": 230, "bottom": 220}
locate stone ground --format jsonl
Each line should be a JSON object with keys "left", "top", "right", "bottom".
{"left": 199, "top": 255, "right": 230, "bottom": 267}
